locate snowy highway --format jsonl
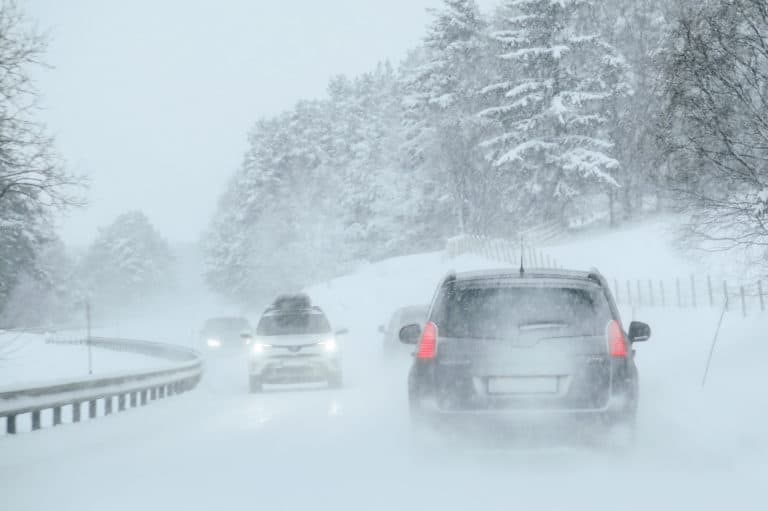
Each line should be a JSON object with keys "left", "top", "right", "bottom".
{"left": 2, "top": 303, "right": 767, "bottom": 511}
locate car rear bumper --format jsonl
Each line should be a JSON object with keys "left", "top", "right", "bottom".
{"left": 413, "top": 393, "right": 634, "bottom": 427}
{"left": 250, "top": 355, "right": 340, "bottom": 383}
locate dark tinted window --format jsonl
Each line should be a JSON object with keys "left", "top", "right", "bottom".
{"left": 432, "top": 284, "right": 612, "bottom": 339}
{"left": 257, "top": 312, "right": 331, "bottom": 336}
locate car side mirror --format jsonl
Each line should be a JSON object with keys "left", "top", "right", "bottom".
{"left": 378, "top": 325, "right": 386, "bottom": 334}
{"left": 335, "top": 328, "right": 349, "bottom": 336}
{"left": 628, "top": 321, "right": 651, "bottom": 342}
{"left": 399, "top": 324, "right": 421, "bottom": 345}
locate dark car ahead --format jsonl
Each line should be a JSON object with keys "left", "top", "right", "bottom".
{"left": 399, "top": 268, "right": 650, "bottom": 439}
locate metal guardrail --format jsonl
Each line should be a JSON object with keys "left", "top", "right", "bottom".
{"left": 0, "top": 337, "right": 203, "bottom": 435}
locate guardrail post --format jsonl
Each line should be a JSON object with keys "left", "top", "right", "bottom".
{"left": 53, "top": 406, "right": 62, "bottom": 426}
{"left": 31, "top": 410, "right": 41, "bottom": 431}
{"left": 7, "top": 414, "right": 16, "bottom": 434}
{"left": 118, "top": 394, "right": 126, "bottom": 411}
{"left": 759, "top": 281, "right": 765, "bottom": 312}
{"left": 73, "top": 402, "right": 81, "bottom": 423}
{"left": 105, "top": 396, "right": 113, "bottom": 415}
{"left": 690, "top": 275, "right": 697, "bottom": 308}
{"left": 660, "top": 280, "right": 666, "bottom": 307}
{"left": 708, "top": 275, "right": 714, "bottom": 307}
{"left": 89, "top": 400, "right": 97, "bottom": 419}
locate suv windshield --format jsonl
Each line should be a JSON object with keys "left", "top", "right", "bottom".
{"left": 432, "top": 284, "right": 612, "bottom": 339}
{"left": 256, "top": 312, "right": 331, "bottom": 336}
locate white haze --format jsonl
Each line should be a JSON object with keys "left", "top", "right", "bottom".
{"left": 23, "top": 0, "right": 498, "bottom": 245}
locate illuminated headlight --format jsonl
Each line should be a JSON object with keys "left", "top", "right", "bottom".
{"left": 252, "top": 342, "right": 271, "bottom": 355}
{"left": 318, "top": 338, "right": 337, "bottom": 353}
{"left": 206, "top": 338, "right": 222, "bottom": 348}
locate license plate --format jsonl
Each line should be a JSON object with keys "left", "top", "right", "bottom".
{"left": 487, "top": 376, "right": 558, "bottom": 394}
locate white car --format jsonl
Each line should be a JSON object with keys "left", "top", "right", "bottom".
{"left": 244, "top": 295, "right": 347, "bottom": 392}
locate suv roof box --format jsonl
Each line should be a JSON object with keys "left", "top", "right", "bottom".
{"left": 270, "top": 293, "right": 312, "bottom": 311}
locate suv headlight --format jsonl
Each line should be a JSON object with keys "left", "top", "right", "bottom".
{"left": 252, "top": 342, "right": 271, "bottom": 355}
{"left": 318, "top": 338, "right": 337, "bottom": 353}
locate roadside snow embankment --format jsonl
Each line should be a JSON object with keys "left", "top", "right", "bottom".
{"left": 0, "top": 331, "right": 171, "bottom": 390}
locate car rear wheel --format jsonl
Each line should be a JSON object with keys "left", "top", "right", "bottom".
{"left": 249, "top": 375, "right": 263, "bottom": 393}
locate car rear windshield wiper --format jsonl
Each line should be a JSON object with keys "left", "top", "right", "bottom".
{"left": 517, "top": 322, "right": 568, "bottom": 331}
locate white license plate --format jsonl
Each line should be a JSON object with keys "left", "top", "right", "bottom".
{"left": 488, "top": 376, "right": 558, "bottom": 394}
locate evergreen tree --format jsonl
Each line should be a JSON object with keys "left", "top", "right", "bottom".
{"left": 481, "top": 0, "right": 630, "bottom": 227}
{"left": 81, "top": 211, "right": 174, "bottom": 306}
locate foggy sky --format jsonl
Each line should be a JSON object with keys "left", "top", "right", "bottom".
{"left": 24, "top": 0, "right": 497, "bottom": 246}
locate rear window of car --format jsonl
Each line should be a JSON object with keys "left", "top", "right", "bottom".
{"left": 256, "top": 312, "right": 331, "bottom": 336}
{"left": 431, "top": 283, "right": 612, "bottom": 340}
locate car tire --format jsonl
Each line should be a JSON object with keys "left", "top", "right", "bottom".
{"left": 328, "top": 371, "right": 343, "bottom": 389}
{"left": 249, "top": 375, "right": 263, "bottom": 393}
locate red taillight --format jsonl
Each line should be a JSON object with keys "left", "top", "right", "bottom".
{"left": 607, "top": 320, "right": 627, "bottom": 358}
{"left": 417, "top": 321, "right": 438, "bottom": 360}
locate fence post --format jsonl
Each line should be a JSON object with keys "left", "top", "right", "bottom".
{"left": 626, "top": 280, "right": 632, "bottom": 305}
{"left": 676, "top": 278, "right": 681, "bottom": 307}
{"left": 759, "top": 281, "right": 765, "bottom": 312}
{"left": 707, "top": 275, "right": 714, "bottom": 307}
{"left": 723, "top": 281, "right": 729, "bottom": 311}
{"left": 740, "top": 285, "right": 747, "bottom": 317}
{"left": 690, "top": 275, "right": 697, "bottom": 308}
{"left": 648, "top": 280, "right": 654, "bottom": 307}
{"left": 660, "top": 280, "right": 666, "bottom": 308}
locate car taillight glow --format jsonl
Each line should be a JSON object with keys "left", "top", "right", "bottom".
{"left": 607, "top": 320, "right": 627, "bottom": 358}
{"left": 417, "top": 322, "right": 437, "bottom": 360}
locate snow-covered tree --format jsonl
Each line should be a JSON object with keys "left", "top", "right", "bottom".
{"left": 480, "top": 0, "right": 630, "bottom": 227}
{"left": 401, "top": 0, "right": 500, "bottom": 235}
{"left": 0, "top": 1, "right": 85, "bottom": 316}
{"left": 662, "top": 0, "right": 768, "bottom": 259}
{"left": 81, "top": 211, "right": 174, "bottom": 306}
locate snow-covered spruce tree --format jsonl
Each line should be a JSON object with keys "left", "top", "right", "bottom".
{"left": 80, "top": 211, "right": 174, "bottom": 306}
{"left": 662, "top": 0, "right": 768, "bottom": 261}
{"left": 480, "top": 0, "right": 630, "bottom": 228}
{"left": 401, "top": 0, "right": 501, "bottom": 236}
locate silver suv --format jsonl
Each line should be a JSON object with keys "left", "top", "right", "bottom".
{"left": 245, "top": 295, "right": 347, "bottom": 392}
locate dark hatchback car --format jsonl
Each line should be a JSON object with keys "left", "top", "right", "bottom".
{"left": 399, "top": 268, "right": 651, "bottom": 437}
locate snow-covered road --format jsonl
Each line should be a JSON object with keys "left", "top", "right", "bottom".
{"left": 1, "top": 223, "right": 766, "bottom": 511}
{"left": 1, "top": 306, "right": 766, "bottom": 511}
